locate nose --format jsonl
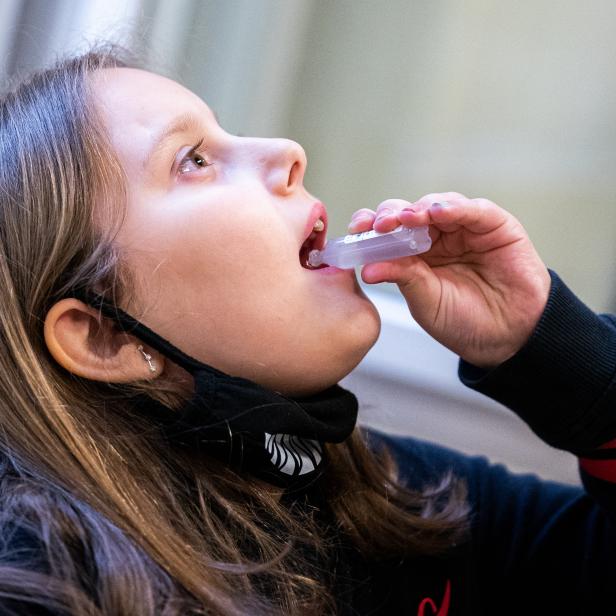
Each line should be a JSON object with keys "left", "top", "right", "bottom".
{"left": 255, "top": 138, "right": 307, "bottom": 196}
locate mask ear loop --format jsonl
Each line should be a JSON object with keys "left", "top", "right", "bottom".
{"left": 68, "top": 288, "right": 228, "bottom": 379}
{"left": 69, "top": 288, "right": 239, "bottom": 452}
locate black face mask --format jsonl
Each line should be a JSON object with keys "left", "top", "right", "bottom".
{"left": 72, "top": 290, "right": 359, "bottom": 491}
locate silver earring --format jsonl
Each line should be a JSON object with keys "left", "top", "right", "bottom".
{"left": 137, "top": 345, "right": 156, "bottom": 373}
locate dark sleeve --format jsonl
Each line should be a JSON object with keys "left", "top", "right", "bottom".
{"left": 457, "top": 268, "right": 616, "bottom": 453}
{"left": 457, "top": 268, "right": 616, "bottom": 502}
{"left": 364, "top": 429, "right": 616, "bottom": 614}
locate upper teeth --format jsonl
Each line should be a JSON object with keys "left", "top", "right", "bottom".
{"left": 313, "top": 218, "right": 324, "bottom": 232}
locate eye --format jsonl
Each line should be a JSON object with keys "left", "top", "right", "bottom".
{"left": 177, "top": 138, "right": 215, "bottom": 176}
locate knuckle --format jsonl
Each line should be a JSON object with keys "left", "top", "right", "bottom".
{"left": 472, "top": 197, "right": 494, "bottom": 209}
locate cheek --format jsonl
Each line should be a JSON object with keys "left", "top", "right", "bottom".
{"left": 131, "top": 192, "right": 296, "bottom": 324}
{"left": 135, "top": 188, "right": 289, "bottom": 281}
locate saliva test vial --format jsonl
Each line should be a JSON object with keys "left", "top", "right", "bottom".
{"left": 308, "top": 225, "right": 431, "bottom": 269}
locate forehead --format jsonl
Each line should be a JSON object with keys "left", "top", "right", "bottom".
{"left": 89, "top": 67, "right": 208, "bottom": 144}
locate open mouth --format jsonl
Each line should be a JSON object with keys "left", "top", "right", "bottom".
{"left": 299, "top": 216, "right": 329, "bottom": 270}
{"left": 299, "top": 232, "right": 327, "bottom": 269}
{"left": 299, "top": 203, "right": 329, "bottom": 270}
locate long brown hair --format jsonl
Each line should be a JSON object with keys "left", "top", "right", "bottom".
{"left": 0, "top": 43, "right": 469, "bottom": 615}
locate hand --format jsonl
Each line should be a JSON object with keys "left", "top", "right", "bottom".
{"left": 349, "top": 193, "right": 552, "bottom": 369}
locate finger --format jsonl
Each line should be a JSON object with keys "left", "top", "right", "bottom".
{"left": 427, "top": 197, "right": 509, "bottom": 234}
{"left": 349, "top": 198, "right": 414, "bottom": 233}
{"left": 361, "top": 254, "right": 426, "bottom": 285}
{"left": 397, "top": 192, "right": 467, "bottom": 229}
{"left": 372, "top": 198, "right": 413, "bottom": 232}
{"left": 398, "top": 205, "right": 429, "bottom": 227}
{"left": 349, "top": 207, "right": 376, "bottom": 219}
{"left": 347, "top": 208, "right": 376, "bottom": 233}
{"left": 413, "top": 192, "right": 468, "bottom": 208}
{"left": 374, "top": 198, "right": 413, "bottom": 217}
{"left": 360, "top": 255, "right": 441, "bottom": 321}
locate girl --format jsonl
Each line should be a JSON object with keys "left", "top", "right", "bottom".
{"left": 0, "top": 43, "right": 614, "bottom": 615}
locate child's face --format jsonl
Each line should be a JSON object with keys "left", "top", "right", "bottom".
{"left": 89, "top": 68, "right": 381, "bottom": 396}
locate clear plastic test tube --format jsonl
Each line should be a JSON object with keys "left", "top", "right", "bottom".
{"left": 308, "top": 224, "right": 431, "bottom": 269}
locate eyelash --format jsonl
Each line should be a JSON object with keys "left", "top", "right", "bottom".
{"left": 177, "top": 137, "right": 215, "bottom": 176}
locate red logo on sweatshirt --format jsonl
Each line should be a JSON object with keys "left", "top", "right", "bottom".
{"left": 417, "top": 579, "right": 451, "bottom": 616}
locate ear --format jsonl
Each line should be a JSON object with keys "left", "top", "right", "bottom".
{"left": 43, "top": 298, "right": 165, "bottom": 383}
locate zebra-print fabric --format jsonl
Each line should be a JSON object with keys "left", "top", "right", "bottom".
{"left": 265, "top": 432, "right": 323, "bottom": 476}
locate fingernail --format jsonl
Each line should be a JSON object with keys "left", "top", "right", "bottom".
{"left": 431, "top": 201, "right": 450, "bottom": 209}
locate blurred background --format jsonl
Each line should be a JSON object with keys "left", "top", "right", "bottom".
{"left": 2, "top": 0, "right": 615, "bottom": 484}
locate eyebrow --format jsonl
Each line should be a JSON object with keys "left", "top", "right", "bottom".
{"left": 142, "top": 108, "right": 219, "bottom": 171}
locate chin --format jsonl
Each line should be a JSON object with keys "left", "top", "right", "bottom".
{"left": 352, "top": 291, "right": 382, "bottom": 348}
{"left": 328, "top": 303, "right": 381, "bottom": 385}
{"left": 353, "top": 282, "right": 381, "bottom": 326}
{"left": 272, "top": 296, "right": 381, "bottom": 397}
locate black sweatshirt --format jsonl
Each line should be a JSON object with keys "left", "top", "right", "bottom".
{"left": 337, "top": 268, "right": 616, "bottom": 615}
{"left": 3, "top": 269, "right": 616, "bottom": 615}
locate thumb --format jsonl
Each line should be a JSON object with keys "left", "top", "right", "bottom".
{"left": 361, "top": 256, "right": 440, "bottom": 318}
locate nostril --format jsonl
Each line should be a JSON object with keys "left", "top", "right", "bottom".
{"left": 288, "top": 160, "right": 300, "bottom": 188}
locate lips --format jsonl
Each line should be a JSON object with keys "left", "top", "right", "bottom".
{"left": 299, "top": 202, "right": 328, "bottom": 269}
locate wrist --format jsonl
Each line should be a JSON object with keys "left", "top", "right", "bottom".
{"left": 460, "top": 346, "right": 518, "bottom": 372}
